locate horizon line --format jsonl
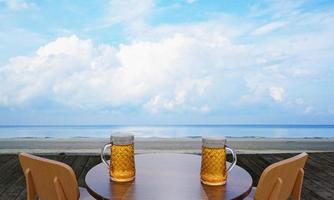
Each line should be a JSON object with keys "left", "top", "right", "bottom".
{"left": 0, "top": 124, "right": 333, "bottom": 127}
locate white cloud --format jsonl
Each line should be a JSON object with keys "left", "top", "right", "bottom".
{"left": 291, "top": 98, "right": 313, "bottom": 114}
{"left": 1, "top": 0, "right": 334, "bottom": 116}
{"left": 143, "top": 77, "right": 211, "bottom": 113}
{"left": 144, "top": 95, "right": 182, "bottom": 113}
{"left": 252, "top": 21, "right": 287, "bottom": 35}
{"left": 249, "top": 0, "right": 307, "bottom": 19}
{"left": 104, "top": 0, "right": 154, "bottom": 29}
{"left": 269, "top": 87, "right": 284, "bottom": 102}
{"left": 0, "top": 0, "right": 30, "bottom": 10}
{"left": 304, "top": 106, "right": 313, "bottom": 114}
{"left": 0, "top": 35, "right": 95, "bottom": 105}
{"left": 36, "top": 35, "right": 93, "bottom": 59}
{"left": 0, "top": 34, "right": 219, "bottom": 112}
{"left": 197, "top": 105, "right": 211, "bottom": 113}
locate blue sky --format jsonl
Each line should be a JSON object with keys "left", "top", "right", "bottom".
{"left": 0, "top": 0, "right": 334, "bottom": 125}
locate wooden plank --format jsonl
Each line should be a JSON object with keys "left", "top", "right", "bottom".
{"left": 310, "top": 153, "right": 334, "bottom": 172}
{"left": 304, "top": 154, "right": 334, "bottom": 198}
{"left": 0, "top": 156, "right": 17, "bottom": 176}
{"left": 60, "top": 154, "right": 78, "bottom": 167}
{"left": 258, "top": 154, "right": 281, "bottom": 165}
{"left": 304, "top": 153, "right": 333, "bottom": 200}
{"left": 78, "top": 156, "right": 100, "bottom": 187}
{"left": 304, "top": 160, "right": 333, "bottom": 189}
{"left": 236, "top": 155, "right": 262, "bottom": 185}
{"left": 321, "top": 153, "right": 334, "bottom": 163}
{"left": 0, "top": 157, "right": 21, "bottom": 193}
{"left": 0, "top": 154, "right": 16, "bottom": 165}
{"left": 14, "top": 188, "right": 26, "bottom": 200}
{"left": 302, "top": 177, "right": 330, "bottom": 200}
{"left": 0, "top": 157, "right": 20, "bottom": 188}
{"left": 70, "top": 155, "right": 89, "bottom": 185}
{"left": 44, "top": 154, "right": 67, "bottom": 162}
{"left": 301, "top": 188, "right": 327, "bottom": 200}
{"left": 0, "top": 174, "right": 25, "bottom": 200}
{"left": 0, "top": 156, "right": 26, "bottom": 200}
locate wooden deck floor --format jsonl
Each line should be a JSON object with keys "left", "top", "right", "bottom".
{"left": 0, "top": 153, "right": 333, "bottom": 200}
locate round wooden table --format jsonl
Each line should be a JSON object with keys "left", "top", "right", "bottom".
{"left": 85, "top": 153, "right": 253, "bottom": 200}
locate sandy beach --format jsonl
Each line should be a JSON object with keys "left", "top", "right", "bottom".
{"left": 1, "top": 137, "right": 334, "bottom": 154}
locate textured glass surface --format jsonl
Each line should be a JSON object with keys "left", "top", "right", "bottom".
{"left": 110, "top": 144, "right": 135, "bottom": 182}
{"left": 200, "top": 146, "right": 227, "bottom": 185}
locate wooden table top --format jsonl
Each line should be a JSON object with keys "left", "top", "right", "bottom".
{"left": 85, "top": 153, "right": 253, "bottom": 200}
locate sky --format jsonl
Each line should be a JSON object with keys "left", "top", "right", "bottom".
{"left": 0, "top": 0, "right": 333, "bottom": 125}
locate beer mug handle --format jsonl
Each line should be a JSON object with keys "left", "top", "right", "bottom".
{"left": 101, "top": 143, "right": 112, "bottom": 169}
{"left": 226, "top": 146, "right": 237, "bottom": 173}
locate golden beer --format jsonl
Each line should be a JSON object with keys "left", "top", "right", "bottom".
{"left": 101, "top": 134, "right": 135, "bottom": 182}
{"left": 200, "top": 137, "right": 237, "bottom": 186}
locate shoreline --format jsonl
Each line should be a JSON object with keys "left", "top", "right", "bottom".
{"left": 1, "top": 137, "right": 334, "bottom": 154}
{"left": 3, "top": 135, "right": 334, "bottom": 139}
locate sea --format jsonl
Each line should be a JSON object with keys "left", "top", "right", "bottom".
{"left": 0, "top": 125, "right": 333, "bottom": 139}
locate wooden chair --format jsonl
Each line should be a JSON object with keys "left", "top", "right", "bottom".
{"left": 245, "top": 152, "right": 308, "bottom": 200}
{"left": 19, "top": 152, "right": 94, "bottom": 200}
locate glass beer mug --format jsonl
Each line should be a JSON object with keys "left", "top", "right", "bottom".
{"left": 101, "top": 134, "right": 135, "bottom": 182}
{"left": 200, "top": 137, "right": 237, "bottom": 186}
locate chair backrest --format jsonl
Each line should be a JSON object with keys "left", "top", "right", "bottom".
{"left": 19, "top": 153, "right": 80, "bottom": 200}
{"left": 255, "top": 152, "right": 308, "bottom": 200}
